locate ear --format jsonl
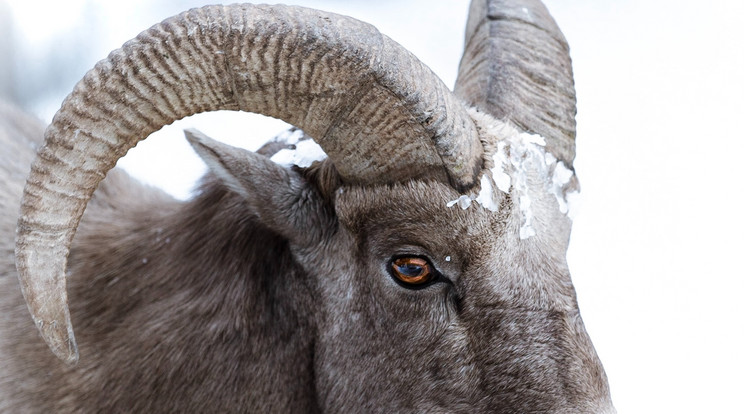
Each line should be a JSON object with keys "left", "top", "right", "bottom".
{"left": 184, "top": 128, "right": 333, "bottom": 245}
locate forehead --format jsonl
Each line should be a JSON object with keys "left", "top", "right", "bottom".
{"left": 333, "top": 179, "right": 578, "bottom": 311}
{"left": 334, "top": 179, "right": 509, "bottom": 255}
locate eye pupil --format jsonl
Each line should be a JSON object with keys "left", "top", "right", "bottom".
{"left": 391, "top": 257, "right": 433, "bottom": 286}
{"left": 397, "top": 263, "right": 423, "bottom": 276}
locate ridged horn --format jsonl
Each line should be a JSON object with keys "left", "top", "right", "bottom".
{"left": 15, "top": 4, "right": 483, "bottom": 364}
{"left": 455, "top": 0, "right": 577, "bottom": 166}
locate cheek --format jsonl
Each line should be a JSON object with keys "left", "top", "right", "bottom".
{"left": 315, "top": 253, "right": 458, "bottom": 348}
{"left": 320, "top": 243, "right": 465, "bottom": 347}
{"left": 315, "top": 300, "right": 479, "bottom": 410}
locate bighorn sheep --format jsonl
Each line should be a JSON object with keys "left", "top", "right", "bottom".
{"left": 0, "top": 1, "right": 614, "bottom": 412}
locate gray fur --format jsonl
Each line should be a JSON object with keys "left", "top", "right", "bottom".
{"left": 0, "top": 2, "right": 613, "bottom": 412}
{"left": 0, "top": 106, "right": 613, "bottom": 413}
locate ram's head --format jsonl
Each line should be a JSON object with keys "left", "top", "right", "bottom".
{"left": 14, "top": 1, "right": 612, "bottom": 412}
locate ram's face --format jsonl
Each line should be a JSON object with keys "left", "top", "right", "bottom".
{"left": 12, "top": 1, "right": 614, "bottom": 412}
{"left": 310, "top": 179, "right": 499, "bottom": 410}
{"left": 302, "top": 161, "right": 607, "bottom": 412}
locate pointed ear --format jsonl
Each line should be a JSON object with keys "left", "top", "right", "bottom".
{"left": 184, "top": 129, "right": 333, "bottom": 245}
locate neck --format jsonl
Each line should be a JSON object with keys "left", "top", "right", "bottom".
{"left": 62, "top": 174, "right": 320, "bottom": 412}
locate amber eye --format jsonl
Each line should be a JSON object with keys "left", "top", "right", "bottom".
{"left": 390, "top": 257, "right": 434, "bottom": 286}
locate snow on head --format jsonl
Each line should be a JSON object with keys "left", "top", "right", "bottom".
{"left": 550, "top": 161, "right": 575, "bottom": 214}
{"left": 448, "top": 110, "right": 580, "bottom": 240}
{"left": 491, "top": 141, "right": 512, "bottom": 193}
{"left": 447, "top": 195, "right": 473, "bottom": 210}
{"left": 502, "top": 127, "right": 552, "bottom": 239}
{"left": 473, "top": 173, "right": 500, "bottom": 212}
{"left": 275, "top": 128, "right": 305, "bottom": 146}
{"left": 270, "top": 138, "right": 328, "bottom": 168}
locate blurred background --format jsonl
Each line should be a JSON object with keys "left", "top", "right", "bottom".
{"left": 2, "top": 0, "right": 743, "bottom": 412}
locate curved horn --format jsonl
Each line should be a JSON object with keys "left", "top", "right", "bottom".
{"left": 15, "top": 4, "right": 483, "bottom": 364}
{"left": 454, "top": 0, "right": 577, "bottom": 165}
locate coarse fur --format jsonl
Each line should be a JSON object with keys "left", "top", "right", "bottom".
{"left": 0, "top": 118, "right": 316, "bottom": 411}
{"left": 0, "top": 2, "right": 614, "bottom": 412}
{"left": 0, "top": 103, "right": 611, "bottom": 412}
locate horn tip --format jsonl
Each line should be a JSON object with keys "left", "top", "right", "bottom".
{"left": 15, "top": 244, "right": 80, "bottom": 365}
{"left": 34, "top": 315, "right": 79, "bottom": 365}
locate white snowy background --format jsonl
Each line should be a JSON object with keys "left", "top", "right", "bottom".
{"left": 2, "top": 0, "right": 743, "bottom": 412}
